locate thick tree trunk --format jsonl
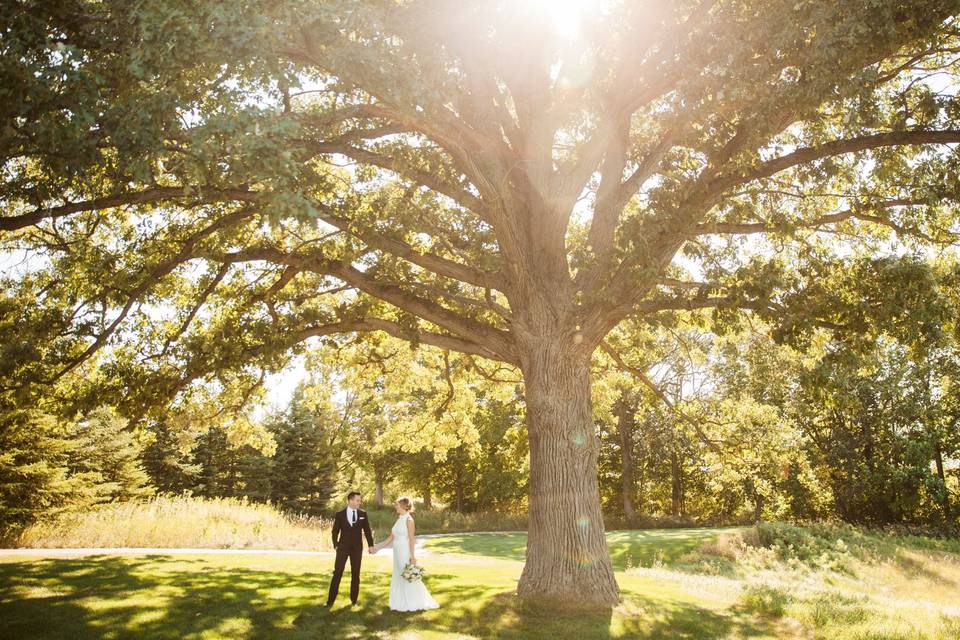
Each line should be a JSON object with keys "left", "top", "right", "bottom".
{"left": 454, "top": 467, "right": 464, "bottom": 512}
{"left": 637, "top": 459, "right": 646, "bottom": 517}
{"left": 613, "top": 390, "right": 637, "bottom": 519}
{"left": 671, "top": 450, "right": 683, "bottom": 518}
{"left": 935, "top": 441, "right": 951, "bottom": 520}
{"left": 373, "top": 466, "right": 385, "bottom": 507}
{"left": 516, "top": 340, "right": 620, "bottom": 605}
{"left": 752, "top": 486, "right": 764, "bottom": 523}
{"left": 423, "top": 477, "right": 432, "bottom": 510}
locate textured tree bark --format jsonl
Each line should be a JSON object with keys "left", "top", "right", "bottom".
{"left": 671, "top": 450, "right": 683, "bottom": 518}
{"left": 613, "top": 390, "right": 637, "bottom": 519}
{"left": 752, "top": 485, "right": 764, "bottom": 523}
{"left": 935, "top": 441, "right": 951, "bottom": 520}
{"left": 614, "top": 389, "right": 637, "bottom": 519}
{"left": 373, "top": 467, "right": 385, "bottom": 507}
{"left": 516, "top": 338, "right": 620, "bottom": 605}
{"left": 454, "top": 467, "right": 464, "bottom": 512}
{"left": 423, "top": 476, "right": 433, "bottom": 510}
{"left": 637, "top": 457, "right": 646, "bottom": 518}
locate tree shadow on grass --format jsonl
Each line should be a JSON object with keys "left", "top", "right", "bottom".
{"left": 888, "top": 548, "right": 960, "bottom": 588}
{"left": 2, "top": 557, "right": 504, "bottom": 639}
{"left": 446, "top": 589, "right": 780, "bottom": 640}
{"left": 1, "top": 556, "right": 775, "bottom": 640}
{"left": 605, "top": 529, "right": 730, "bottom": 571}
{"left": 2, "top": 555, "right": 351, "bottom": 640}
{"left": 424, "top": 529, "right": 737, "bottom": 573}
{"left": 423, "top": 532, "right": 528, "bottom": 562}
{"left": 620, "top": 598, "right": 777, "bottom": 640}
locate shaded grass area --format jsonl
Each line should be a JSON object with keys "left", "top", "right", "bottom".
{"left": 606, "top": 527, "right": 741, "bottom": 570}
{"left": 421, "top": 532, "right": 529, "bottom": 562}
{"left": 422, "top": 527, "right": 740, "bottom": 571}
{"left": 5, "top": 524, "right": 960, "bottom": 639}
{"left": 0, "top": 551, "right": 778, "bottom": 640}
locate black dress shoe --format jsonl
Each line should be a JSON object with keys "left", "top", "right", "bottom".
{"left": 324, "top": 601, "right": 334, "bottom": 607}
{"left": 350, "top": 600, "right": 358, "bottom": 606}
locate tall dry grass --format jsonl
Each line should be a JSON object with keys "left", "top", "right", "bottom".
{"left": 7, "top": 495, "right": 530, "bottom": 549}
{"left": 11, "top": 495, "right": 333, "bottom": 550}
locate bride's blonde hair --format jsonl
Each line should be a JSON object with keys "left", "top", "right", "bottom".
{"left": 396, "top": 496, "right": 415, "bottom": 513}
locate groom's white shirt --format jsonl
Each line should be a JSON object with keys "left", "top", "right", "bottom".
{"left": 347, "top": 506, "right": 356, "bottom": 526}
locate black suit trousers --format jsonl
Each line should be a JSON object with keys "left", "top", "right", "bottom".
{"left": 327, "top": 543, "right": 363, "bottom": 604}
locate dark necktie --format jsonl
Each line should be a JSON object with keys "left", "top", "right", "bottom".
{"left": 351, "top": 510, "right": 355, "bottom": 526}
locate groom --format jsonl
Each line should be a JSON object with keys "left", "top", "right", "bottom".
{"left": 326, "top": 491, "right": 374, "bottom": 607}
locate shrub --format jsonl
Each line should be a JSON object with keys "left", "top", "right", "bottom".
{"left": 737, "top": 584, "right": 793, "bottom": 618}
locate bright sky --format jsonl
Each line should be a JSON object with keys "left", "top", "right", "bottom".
{"left": 540, "top": 0, "right": 594, "bottom": 40}
{"left": 259, "top": 355, "right": 308, "bottom": 417}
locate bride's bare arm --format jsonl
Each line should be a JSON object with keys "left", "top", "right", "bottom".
{"left": 372, "top": 532, "right": 394, "bottom": 552}
{"left": 407, "top": 517, "right": 416, "bottom": 563}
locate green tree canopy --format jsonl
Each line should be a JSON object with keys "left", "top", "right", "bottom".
{"left": 4, "top": 0, "right": 960, "bottom": 603}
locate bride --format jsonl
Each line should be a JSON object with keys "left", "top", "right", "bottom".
{"left": 369, "top": 496, "right": 440, "bottom": 612}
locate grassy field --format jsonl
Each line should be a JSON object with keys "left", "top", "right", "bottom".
{"left": 3, "top": 523, "right": 960, "bottom": 639}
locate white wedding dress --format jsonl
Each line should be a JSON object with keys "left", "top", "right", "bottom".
{"left": 388, "top": 513, "right": 440, "bottom": 612}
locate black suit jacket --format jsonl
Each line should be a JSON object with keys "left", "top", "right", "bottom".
{"left": 331, "top": 508, "right": 374, "bottom": 551}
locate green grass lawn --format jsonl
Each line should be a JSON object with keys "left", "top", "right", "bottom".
{"left": 3, "top": 527, "right": 960, "bottom": 639}
{"left": 421, "top": 527, "right": 738, "bottom": 570}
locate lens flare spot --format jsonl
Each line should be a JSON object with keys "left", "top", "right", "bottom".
{"left": 566, "top": 549, "right": 597, "bottom": 568}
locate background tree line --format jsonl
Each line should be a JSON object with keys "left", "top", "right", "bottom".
{"left": 5, "top": 281, "right": 958, "bottom": 534}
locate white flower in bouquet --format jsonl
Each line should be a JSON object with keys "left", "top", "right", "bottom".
{"left": 401, "top": 562, "right": 425, "bottom": 582}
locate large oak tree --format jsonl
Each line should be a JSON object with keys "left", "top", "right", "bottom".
{"left": 4, "top": 0, "right": 960, "bottom": 604}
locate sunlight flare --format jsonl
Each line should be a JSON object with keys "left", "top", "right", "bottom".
{"left": 523, "top": 0, "right": 597, "bottom": 40}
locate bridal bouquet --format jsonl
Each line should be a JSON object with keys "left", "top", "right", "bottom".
{"left": 401, "top": 562, "right": 425, "bottom": 582}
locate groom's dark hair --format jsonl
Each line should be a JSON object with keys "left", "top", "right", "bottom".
{"left": 347, "top": 491, "right": 361, "bottom": 500}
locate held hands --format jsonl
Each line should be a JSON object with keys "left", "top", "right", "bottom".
{"left": 409, "top": 556, "right": 417, "bottom": 565}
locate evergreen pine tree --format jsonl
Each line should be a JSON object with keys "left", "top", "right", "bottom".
{"left": 0, "top": 408, "right": 88, "bottom": 529}
{"left": 269, "top": 386, "right": 337, "bottom": 515}
{"left": 67, "top": 405, "right": 154, "bottom": 502}
{"left": 141, "top": 420, "right": 203, "bottom": 495}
